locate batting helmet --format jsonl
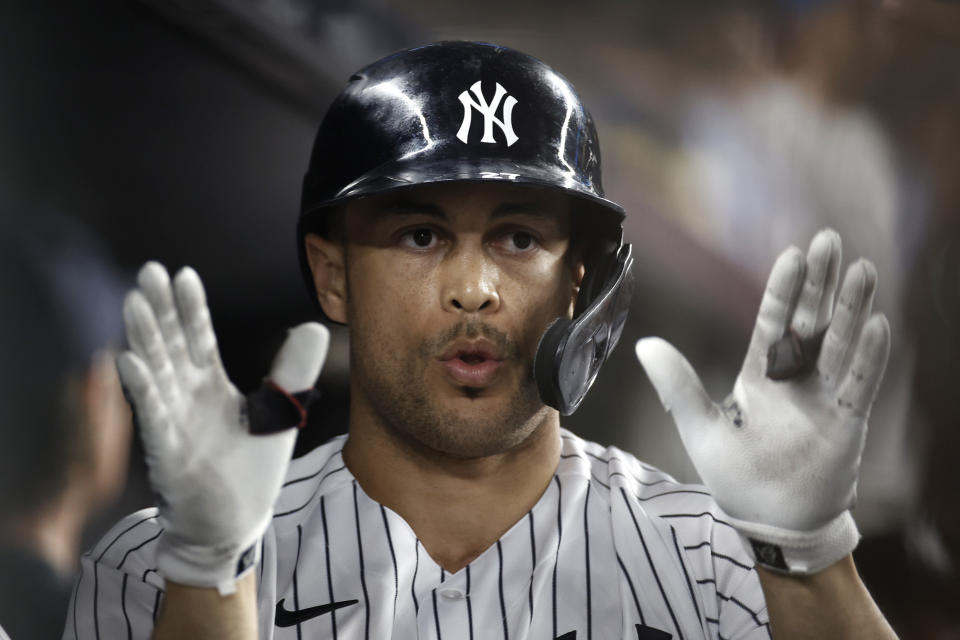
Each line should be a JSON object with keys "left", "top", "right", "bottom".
{"left": 298, "top": 41, "right": 633, "bottom": 415}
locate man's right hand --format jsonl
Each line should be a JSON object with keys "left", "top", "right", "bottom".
{"left": 117, "top": 262, "right": 329, "bottom": 595}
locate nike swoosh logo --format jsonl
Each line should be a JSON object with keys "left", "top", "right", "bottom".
{"left": 635, "top": 624, "right": 672, "bottom": 639}
{"left": 275, "top": 597, "right": 359, "bottom": 627}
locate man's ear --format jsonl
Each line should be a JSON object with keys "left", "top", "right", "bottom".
{"left": 304, "top": 233, "right": 348, "bottom": 324}
{"left": 573, "top": 261, "right": 585, "bottom": 292}
{"left": 568, "top": 258, "right": 585, "bottom": 318}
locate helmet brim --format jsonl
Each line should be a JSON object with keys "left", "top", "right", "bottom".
{"left": 302, "top": 155, "right": 624, "bottom": 223}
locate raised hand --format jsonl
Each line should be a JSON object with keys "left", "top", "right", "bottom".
{"left": 635, "top": 229, "right": 890, "bottom": 574}
{"left": 117, "top": 262, "right": 329, "bottom": 593}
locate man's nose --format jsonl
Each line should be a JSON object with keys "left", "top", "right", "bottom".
{"left": 441, "top": 246, "right": 501, "bottom": 315}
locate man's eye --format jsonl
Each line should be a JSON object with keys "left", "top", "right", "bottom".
{"left": 511, "top": 231, "right": 534, "bottom": 250}
{"left": 401, "top": 228, "right": 437, "bottom": 249}
{"left": 498, "top": 230, "right": 537, "bottom": 253}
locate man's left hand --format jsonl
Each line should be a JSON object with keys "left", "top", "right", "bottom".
{"left": 635, "top": 229, "right": 890, "bottom": 574}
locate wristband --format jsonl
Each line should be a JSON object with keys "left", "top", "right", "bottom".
{"left": 726, "top": 509, "right": 860, "bottom": 575}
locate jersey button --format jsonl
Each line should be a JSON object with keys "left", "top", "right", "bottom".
{"left": 439, "top": 588, "right": 465, "bottom": 600}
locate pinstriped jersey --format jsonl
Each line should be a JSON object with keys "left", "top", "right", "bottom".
{"left": 63, "top": 430, "right": 771, "bottom": 639}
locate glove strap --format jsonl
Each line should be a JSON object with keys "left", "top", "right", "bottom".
{"left": 247, "top": 381, "right": 318, "bottom": 435}
{"left": 155, "top": 511, "right": 271, "bottom": 596}
{"left": 727, "top": 510, "right": 860, "bottom": 575}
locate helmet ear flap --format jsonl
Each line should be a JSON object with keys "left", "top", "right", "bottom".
{"left": 534, "top": 317, "right": 572, "bottom": 413}
{"left": 534, "top": 244, "right": 634, "bottom": 416}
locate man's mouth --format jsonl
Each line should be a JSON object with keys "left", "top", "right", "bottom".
{"left": 439, "top": 341, "right": 504, "bottom": 388}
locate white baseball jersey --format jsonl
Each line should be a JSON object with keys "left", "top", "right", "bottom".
{"left": 63, "top": 430, "right": 770, "bottom": 639}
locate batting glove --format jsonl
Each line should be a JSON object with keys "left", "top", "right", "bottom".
{"left": 636, "top": 229, "right": 890, "bottom": 574}
{"left": 117, "top": 262, "right": 329, "bottom": 594}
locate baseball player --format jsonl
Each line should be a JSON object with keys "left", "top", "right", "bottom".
{"left": 0, "top": 212, "right": 131, "bottom": 640}
{"left": 64, "top": 42, "right": 896, "bottom": 639}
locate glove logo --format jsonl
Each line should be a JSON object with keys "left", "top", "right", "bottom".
{"left": 456, "top": 81, "right": 519, "bottom": 147}
{"left": 235, "top": 544, "right": 257, "bottom": 576}
{"left": 748, "top": 538, "right": 789, "bottom": 571}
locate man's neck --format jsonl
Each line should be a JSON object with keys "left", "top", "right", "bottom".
{"left": 342, "top": 408, "right": 562, "bottom": 573}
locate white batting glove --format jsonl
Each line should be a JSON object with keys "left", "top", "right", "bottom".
{"left": 636, "top": 229, "right": 890, "bottom": 574}
{"left": 116, "top": 262, "right": 329, "bottom": 594}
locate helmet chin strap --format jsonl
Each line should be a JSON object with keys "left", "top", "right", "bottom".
{"left": 534, "top": 243, "right": 634, "bottom": 415}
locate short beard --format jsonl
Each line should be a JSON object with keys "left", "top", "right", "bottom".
{"left": 351, "top": 320, "right": 550, "bottom": 459}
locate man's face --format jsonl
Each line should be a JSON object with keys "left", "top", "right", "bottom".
{"left": 335, "top": 182, "right": 580, "bottom": 459}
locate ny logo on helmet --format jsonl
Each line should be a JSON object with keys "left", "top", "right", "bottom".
{"left": 456, "top": 81, "right": 519, "bottom": 147}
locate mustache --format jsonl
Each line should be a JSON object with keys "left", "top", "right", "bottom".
{"left": 420, "top": 321, "right": 520, "bottom": 360}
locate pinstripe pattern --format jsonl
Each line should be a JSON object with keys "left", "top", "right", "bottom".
{"left": 63, "top": 431, "right": 771, "bottom": 639}
{"left": 293, "top": 525, "right": 303, "bottom": 640}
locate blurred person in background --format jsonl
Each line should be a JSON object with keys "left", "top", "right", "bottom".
{"left": 654, "top": 0, "right": 959, "bottom": 634}
{"left": 856, "top": 3, "right": 960, "bottom": 627}
{"left": 675, "top": 0, "right": 918, "bottom": 544}
{"left": 0, "top": 212, "right": 132, "bottom": 639}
